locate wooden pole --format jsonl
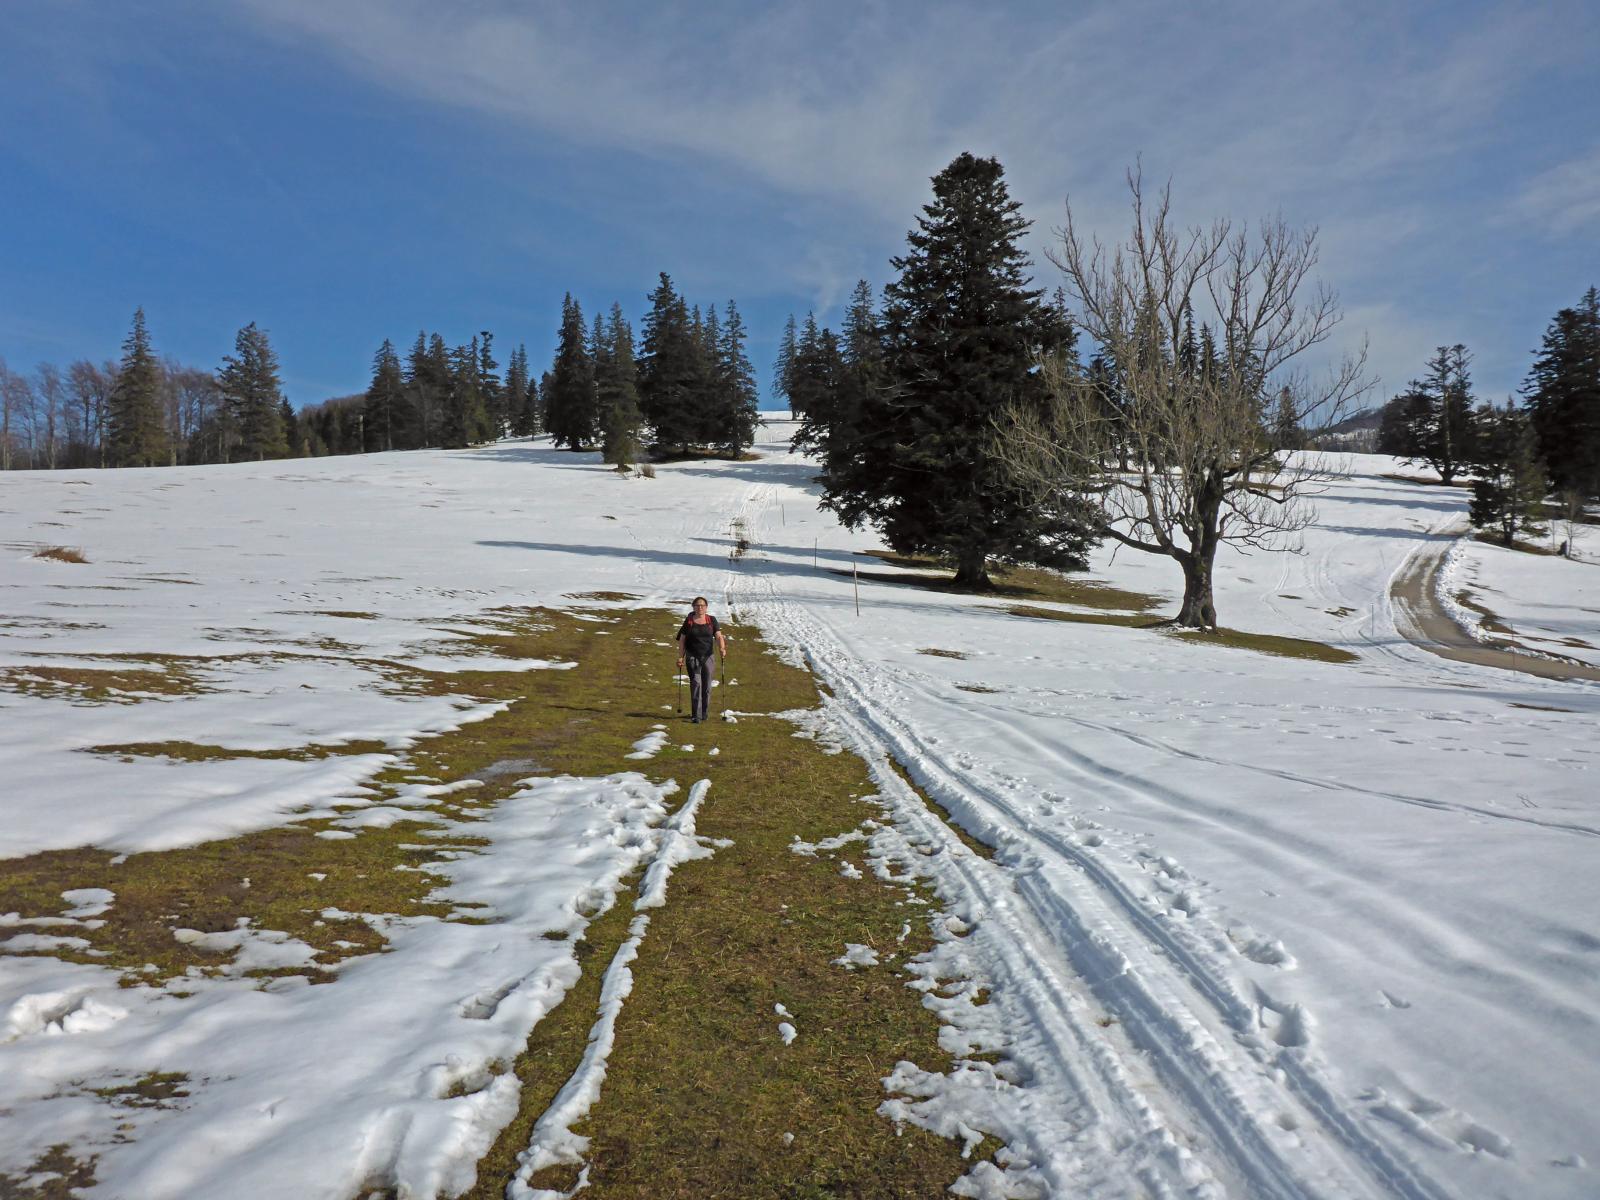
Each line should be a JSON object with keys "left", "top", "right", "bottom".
{"left": 853, "top": 560, "right": 860, "bottom": 616}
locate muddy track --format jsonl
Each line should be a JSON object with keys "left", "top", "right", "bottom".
{"left": 1389, "top": 518, "right": 1600, "bottom": 684}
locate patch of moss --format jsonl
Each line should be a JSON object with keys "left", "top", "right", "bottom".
{"left": 90, "top": 1071, "right": 191, "bottom": 1109}
{"left": 0, "top": 1144, "right": 97, "bottom": 1199}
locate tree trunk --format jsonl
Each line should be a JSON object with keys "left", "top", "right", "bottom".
{"left": 1176, "top": 555, "right": 1217, "bottom": 628}
{"left": 953, "top": 547, "right": 992, "bottom": 589}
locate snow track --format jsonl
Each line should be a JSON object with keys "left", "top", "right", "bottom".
{"left": 720, "top": 480, "right": 1460, "bottom": 1199}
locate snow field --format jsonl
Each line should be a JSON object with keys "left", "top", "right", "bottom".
{"left": 2, "top": 426, "right": 1597, "bottom": 1198}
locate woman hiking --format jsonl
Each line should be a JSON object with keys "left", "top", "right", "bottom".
{"left": 676, "top": 596, "right": 727, "bottom": 723}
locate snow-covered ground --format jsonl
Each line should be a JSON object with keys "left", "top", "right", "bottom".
{"left": 2, "top": 425, "right": 1596, "bottom": 1198}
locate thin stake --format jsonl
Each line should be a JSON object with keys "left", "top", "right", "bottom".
{"left": 853, "top": 560, "right": 860, "bottom": 616}
{"left": 813, "top": 538, "right": 817, "bottom": 570}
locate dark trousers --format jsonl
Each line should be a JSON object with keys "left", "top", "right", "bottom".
{"left": 687, "top": 655, "right": 714, "bottom": 720}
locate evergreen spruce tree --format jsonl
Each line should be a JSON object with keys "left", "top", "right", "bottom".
{"left": 107, "top": 308, "right": 170, "bottom": 467}
{"left": 547, "top": 294, "right": 597, "bottom": 449}
{"left": 476, "top": 332, "right": 503, "bottom": 442}
{"left": 279, "top": 397, "right": 300, "bottom": 457}
{"left": 697, "top": 304, "right": 724, "bottom": 447}
{"left": 597, "top": 304, "right": 643, "bottom": 468}
{"left": 505, "top": 344, "right": 531, "bottom": 437}
{"left": 591, "top": 312, "right": 613, "bottom": 448}
{"left": 217, "top": 322, "right": 287, "bottom": 461}
{"left": 821, "top": 152, "right": 1098, "bottom": 585}
{"left": 1468, "top": 402, "right": 1548, "bottom": 546}
{"left": 441, "top": 337, "right": 488, "bottom": 449}
{"left": 789, "top": 322, "right": 848, "bottom": 458}
{"left": 716, "top": 300, "right": 759, "bottom": 456}
{"left": 403, "top": 332, "right": 432, "bottom": 449}
{"left": 1390, "top": 345, "right": 1476, "bottom": 483}
{"left": 363, "top": 339, "right": 409, "bottom": 452}
{"left": 538, "top": 371, "right": 553, "bottom": 436}
{"left": 639, "top": 273, "right": 699, "bottom": 454}
{"left": 1524, "top": 286, "right": 1600, "bottom": 498}
{"left": 772, "top": 313, "right": 798, "bottom": 412}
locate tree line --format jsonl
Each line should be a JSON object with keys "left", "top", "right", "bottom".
{"left": 1375, "top": 287, "right": 1599, "bottom": 546}
{"left": 543, "top": 276, "right": 759, "bottom": 467}
{"left": 0, "top": 277, "right": 762, "bottom": 471}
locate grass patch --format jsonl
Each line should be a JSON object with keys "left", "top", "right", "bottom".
{"left": 0, "top": 1145, "right": 97, "bottom": 1199}
{"left": 917, "top": 647, "right": 968, "bottom": 659}
{"left": 91, "top": 1071, "right": 191, "bottom": 1110}
{"left": 998, "top": 604, "right": 1159, "bottom": 629}
{"left": 81, "top": 740, "right": 391, "bottom": 763}
{"left": 1164, "top": 626, "right": 1359, "bottom": 664}
{"left": 4, "top": 606, "right": 986, "bottom": 1195}
{"left": 562, "top": 591, "right": 641, "bottom": 602}
{"left": 0, "top": 659, "right": 206, "bottom": 704}
{"left": 1471, "top": 531, "right": 1559, "bottom": 555}
{"left": 955, "top": 683, "right": 1000, "bottom": 694}
{"left": 32, "top": 546, "right": 89, "bottom": 564}
{"left": 853, "top": 550, "right": 1163, "bottom": 611}
{"left": 1000, "top": 604, "right": 1356, "bottom": 664}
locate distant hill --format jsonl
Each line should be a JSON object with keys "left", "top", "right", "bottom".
{"left": 1313, "top": 406, "right": 1382, "bottom": 451}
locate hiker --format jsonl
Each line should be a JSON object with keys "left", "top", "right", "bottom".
{"left": 676, "top": 596, "right": 727, "bottom": 723}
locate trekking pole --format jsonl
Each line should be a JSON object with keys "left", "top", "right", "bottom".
{"left": 676, "top": 655, "right": 684, "bottom": 714}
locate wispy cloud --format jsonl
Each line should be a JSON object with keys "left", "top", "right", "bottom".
{"left": 1513, "top": 144, "right": 1600, "bottom": 236}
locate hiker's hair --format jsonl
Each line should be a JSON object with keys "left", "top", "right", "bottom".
{"left": 691, "top": 596, "right": 709, "bottom": 608}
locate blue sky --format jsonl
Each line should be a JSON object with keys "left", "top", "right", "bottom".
{"left": 2, "top": 0, "right": 1597, "bottom": 409}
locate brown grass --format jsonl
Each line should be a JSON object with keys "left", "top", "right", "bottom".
{"left": 849, "top": 550, "right": 1163, "bottom": 611}
{"left": 33, "top": 546, "right": 89, "bottom": 564}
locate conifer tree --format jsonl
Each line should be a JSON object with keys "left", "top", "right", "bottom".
{"left": 821, "top": 153, "right": 1096, "bottom": 584}
{"left": 1468, "top": 402, "right": 1548, "bottom": 545}
{"left": 597, "top": 304, "right": 643, "bottom": 468}
{"left": 476, "top": 332, "right": 503, "bottom": 441}
{"left": 789, "top": 322, "right": 848, "bottom": 458}
{"left": 218, "top": 322, "right": 287, "bottom": 461}
{"left": 591, "top": 312, "right": 612, "bottom": 446}
{"left": 639, "top": 273, "right": 699, "bottom": 454}
{"left": 547, "top": 294, "right": 596, "bottom": 449}
{"left": 364, "top": 339, "right": 408, "bottom": 452}
{"left": 107, "top": 308, "right": 170, "bottom": 467}
{"left": 441, "top": 337, "right": 488, "bottom": 448}
{"left": 505, "top": 344, "right": 531, "bottom": 437}
{"left": 697, "top": 305, "right": 723, "bottom": 447}
{"left": 772, "top": 313, "right": 798, "bottom": 411}
{"left": 1524, "top": 286, "right": 1600, "bottom": 497}
{"left": 1388, "top": 345, "right": 1476, "bottom": 483}
{"left": 538, "top": 370, "right": 553, "bottom": 436}
{"left": 786, "top": 313, "right": 825, "bottom": 430}
{"left": 716, "top": 300, "right": 759, "bottom": 455}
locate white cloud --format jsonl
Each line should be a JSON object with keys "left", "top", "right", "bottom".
{"left": 1514, "top": 144, "right": 1600, "bottom": 235}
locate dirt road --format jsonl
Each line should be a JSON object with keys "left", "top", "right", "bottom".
{"left": 1390, "top": 519, "right": 1600, "bottom": 683}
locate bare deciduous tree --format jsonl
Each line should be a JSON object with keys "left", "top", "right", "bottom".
{"left": 67, "top": 359, "right": 117, "bottom": 468}
{"left": 32, "top": 363, "right": 65, "bottom": 470}
{"left": 995, "top": 171, "right": 1370, "bottom": 628}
